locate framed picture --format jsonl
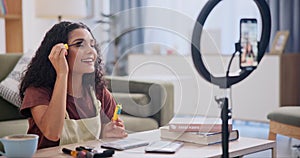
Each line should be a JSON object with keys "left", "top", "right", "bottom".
{"left": 270, "top": 31, "right": 290, "bottom": 54}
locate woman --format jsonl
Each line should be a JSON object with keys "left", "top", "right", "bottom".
{"left": 19, "top": 21, "right": 127, "bottom": 149}
{"left": 241, "top": 42, "right": 255, "bottom": 65}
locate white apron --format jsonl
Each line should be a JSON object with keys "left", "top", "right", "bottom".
{"left": 59, "top": 87, "right": 101, "bottom": 145}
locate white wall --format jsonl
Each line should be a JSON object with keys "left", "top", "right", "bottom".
{"left": 21, "top": 0, "right": 107, "bottom": 54}
{"left": 22, "top": 0, "right": 56, "bottom": 53}
{"left": 144, "top": 0, "right": 261, "bottom": 55}
{"left": 128, "top": 54, "right": 280, "bottom": 122}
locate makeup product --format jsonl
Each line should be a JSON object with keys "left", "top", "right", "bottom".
{"left": 76, "top": 146, "right": 94, "bottom": 152}
{"left": 62, "top": 148, "right": 88, "bottom": 157}
{"left": 112, "top": 104, "right": 122, "bottom": 121}
{"left": 64, "top": 44, "right": 69, "bottom": 50}
{"left": 62, "top": 147, "right": 114, "bottom": 158}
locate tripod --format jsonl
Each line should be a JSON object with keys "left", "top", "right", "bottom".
{"left": 215, "top": 96, "right": 231, "bottom": 158}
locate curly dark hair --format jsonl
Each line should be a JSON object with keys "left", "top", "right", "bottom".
{"left": 19, "top": 21, "right": 106, "bottom": 100}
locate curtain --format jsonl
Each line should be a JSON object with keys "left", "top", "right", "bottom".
{"left": 267, "top": 0, "right": 300, "bottom": 53}
{"left": 104, "top": 0, "right": 145, "bottom": 76}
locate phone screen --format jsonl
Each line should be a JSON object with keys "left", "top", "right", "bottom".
{"left": 240, "top": 18, "right": 258, "bottom": 69}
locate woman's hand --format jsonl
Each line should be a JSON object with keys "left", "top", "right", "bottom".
{"left": 48, "top": 43, "right": 69, "bottom": 76}
{"left": 102, "top": 118, "right": 128, "bottom": 138}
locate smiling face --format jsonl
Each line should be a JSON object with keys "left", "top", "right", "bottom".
{"left": 66, "top": 28, "right": 97, "bottom": 75}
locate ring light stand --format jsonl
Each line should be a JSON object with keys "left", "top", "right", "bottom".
{"left": 191, "top": 0, "right": 271, "bottom": 158}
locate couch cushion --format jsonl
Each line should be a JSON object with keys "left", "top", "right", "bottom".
{"left": 112, "top": 92, "right": 152, "bottom": 117}
{"left": 120, "top": 114, "right": 158, "bottom": 133}
{"left": 0, "top": 54, "right": 22, "bottom": 82}
{"left": 267, "top": 106, "right": 300, "bottom": 127}
{"left": 0, "top": 97, "right": 25, "bottom": 121}
{"left": 0, "top": 53, "right": 33, "bottom": 107}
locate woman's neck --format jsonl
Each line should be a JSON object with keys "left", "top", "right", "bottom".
{"left": 67, "top": 73, "right": 83, "bottom": 98}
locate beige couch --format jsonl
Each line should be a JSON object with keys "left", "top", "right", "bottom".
{"left": 0, "top": 53, "right": 174, "bottom": 151}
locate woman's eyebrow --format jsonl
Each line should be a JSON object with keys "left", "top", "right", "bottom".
{"left": 69, "top": 38, "right": 84, "bottom": 45}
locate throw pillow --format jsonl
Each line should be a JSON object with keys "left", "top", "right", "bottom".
{"left": 0, "top": 53, "right": 34, "bottom": 107}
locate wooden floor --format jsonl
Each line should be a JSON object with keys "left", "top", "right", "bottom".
{"left": 233, "top": 120, "right": 300, "bottom": 158}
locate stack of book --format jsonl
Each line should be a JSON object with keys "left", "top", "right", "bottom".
{"left": 160, "top": 117, "right": 239, "bottom": 145}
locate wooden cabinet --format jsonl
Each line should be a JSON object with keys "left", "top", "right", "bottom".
{"left": 280, "top": 53, "right": 300, "bottom": 106}
{"left": 0, "top": 0, "right": 23, "bottom": 53}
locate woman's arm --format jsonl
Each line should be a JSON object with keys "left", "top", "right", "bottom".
{"left": 30, "top": 44, "right": 69, "bottom": 141}
{"left": 99, "top": 88, "right": 127, "bottom": 138}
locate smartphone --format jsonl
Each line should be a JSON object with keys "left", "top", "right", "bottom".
{"left": 239, "top": 18, "right": 258, "bottom": 69}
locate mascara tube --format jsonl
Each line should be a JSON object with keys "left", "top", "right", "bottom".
{"left": 62, "top": 148, "right": 91, "bottom": 158}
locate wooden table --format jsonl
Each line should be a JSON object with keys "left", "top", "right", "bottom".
{"left": 33, "top": 130, "right": 276, "bottom": 158}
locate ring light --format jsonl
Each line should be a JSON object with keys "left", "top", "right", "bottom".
{"left": 191, "top": 0, "right": 271, "bottom": 88}
{"left": 191, "top": 1, "right": 271, "bottom": 157}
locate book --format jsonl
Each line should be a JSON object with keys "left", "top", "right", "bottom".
{"left": 168, "top": 117, "right": 232, "bottom": 132}
{"left": 160, "top": 126, "right": 239, "bottom": 145}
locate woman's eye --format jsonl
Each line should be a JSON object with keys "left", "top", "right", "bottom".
{"left": 71, "top": 41, "right": 95, "bottom": 49}
{"left": 74, "top": 42, "right": 84, "bottom": 47}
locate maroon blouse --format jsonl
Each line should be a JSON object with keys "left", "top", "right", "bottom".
{"left": 20, "top": 86, "right": 116, "bottom": 149}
